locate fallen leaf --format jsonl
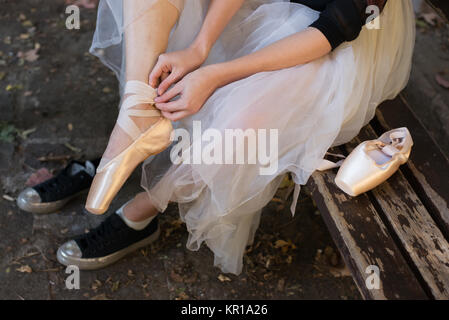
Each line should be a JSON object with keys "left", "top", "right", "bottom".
{"left": 6, "top": 84, "right": 23, "bottom": 91}
{"left": 23, "top": 48, "right": 39, "bottom": 62}
{"left": 278, "top": 174, "right": 294, "bottom": 189}
{"left": 0, "top": 122, "right": 17, "bottom": 142}
{"left": 176, "top": 291, "right": 189, "bottom": 300}
{"left": 277, "top": 278, "right": 285, "bottom": 292}
{"left": 22, "top": 20, "right": 33, "bottom": 27}
{"left": 435, "top": 73, "right": 449, "bottom": 89}
{"left": 64, "top": 142, "right": 82, "bottom": 153}
{"left": 111, "top": 281, "right": 120, "bottom": 292}
{"left": 91, "top": 280, "right": 102, "bottom": 291}
{"left": 274, "top": 240, "right": 289, "bottom": 248}
{"left": 170, "top": 270, "right": 184, "bottom": 283}
{"left": 25, "top": 168, "right": 53, "bottom": 187}
{"left": 2, "top": 194, "right": 15, "bottom": 202}
{"left": 421, "top": 12, "right": 440, "bottom": 26}
{"left": 218, "top": 274, "right": 231, "bottom": 282}
{"left": 16, "top": 265, "right": 32, "bottom": 273}
{"left": 18, "top": 127, "right": 36, "bottom": 140}
{"left": 415, "top": 20, "right": 427, "bottom": 29}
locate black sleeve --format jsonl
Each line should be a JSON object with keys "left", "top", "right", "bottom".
{"left": 309, "top": 0, "right": 387, "bottom": 50}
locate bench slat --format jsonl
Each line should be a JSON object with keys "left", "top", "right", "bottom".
{"left": 376, "top": 97, "right": 449, "bottom": 237}
{"left": 308, "top": 168, "right": 428, "bottom": 299}
{"left": 346, "top": 125, "right": 449, "bottom": 299}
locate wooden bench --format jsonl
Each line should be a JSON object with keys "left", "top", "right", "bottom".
{"left": 306, "top": 1, "right": 449, "bottom": 299}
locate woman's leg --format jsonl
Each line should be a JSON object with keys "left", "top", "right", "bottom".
{"left": 123, "top": 192, "right": 159, "bottom": 221}
{"left": 99, "top": 0, "right": 180, "bottom": 167}
{"left": 57, "top": 1, "right": 181, "bottom": 269}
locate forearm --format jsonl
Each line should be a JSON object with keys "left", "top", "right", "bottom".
{"left": 210, "top": 27, "right": 332, "bottom": 88}
{"left": 190, "top": 0, "right": 245, "bottom": 58}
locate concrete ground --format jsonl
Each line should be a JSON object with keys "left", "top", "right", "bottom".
{"left": 0, "top": 1, "right": 448, "bottom": 300}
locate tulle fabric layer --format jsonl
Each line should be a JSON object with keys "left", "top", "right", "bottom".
{"left": 90, "top": 0, "right": 415, "bottom": 274}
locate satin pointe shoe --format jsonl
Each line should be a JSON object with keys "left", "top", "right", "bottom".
{"left": 85, "top": 81, "right": 173, "bottom": 214}
{"left": 334, "top": 127, "right": 413, "bottom": 197}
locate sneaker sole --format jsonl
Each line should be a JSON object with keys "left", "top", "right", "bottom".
{"left": 17, "top": 190, "right": 86, "bottom": 215}
{"left": 56, "top": 227, "right": 160, "bottom": 270}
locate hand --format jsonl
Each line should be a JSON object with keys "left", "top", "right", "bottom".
{"left": 149, "top": 45, "right": 208, "bottom": 95}
{"left": 154, "top": 66, "right": 220, "bottom": 121}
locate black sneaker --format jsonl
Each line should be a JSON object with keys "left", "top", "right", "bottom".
{"left": 17, "top": 159, "right": 100, "bottom": 214}
{"left": 57, "top": 213, "right": 160, "bottom": 270}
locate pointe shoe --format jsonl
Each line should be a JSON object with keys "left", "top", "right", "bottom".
{"left": 334, "top": 127, "right": 413, "bottom": 197}
{"left": 85, "top": 81, "right": 173, "bottom": 214}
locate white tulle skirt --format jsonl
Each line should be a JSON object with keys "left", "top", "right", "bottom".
{"left": 90, "top": 0, "right": 415, "bottom": 274}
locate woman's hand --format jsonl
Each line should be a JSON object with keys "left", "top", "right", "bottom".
{"left": 149, "top": 45, "right": 208, "bottom": 95}
{"left": 154, "top": 65, "right": 220, "bottom": 121}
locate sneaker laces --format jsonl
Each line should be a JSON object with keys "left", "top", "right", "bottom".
{"left": 35, "top": 165, "right": 77, "bottom": 196}
{"left": 78, "top": 215, "right": 125, "bottom": 251}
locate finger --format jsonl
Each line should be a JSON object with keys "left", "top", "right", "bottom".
{"left": 160, "top": 71, "right": 170, "bottom": 82}
{"left": 149, "top": 65, "right": 162, "bottom": 88}
{"left": 149, "top": 55, "right": 169, "bottom": 88}
{"left": 155, "top": 83, "right": 183, "bottom": 103}
{"left": 155, "top": 99, "right": 184, "bottom": 112}
{"left": 158, "top": 71, "right": 183, "bottom": 95}
{"left": 162, "top": 110, "right": 189, "bottom": 122}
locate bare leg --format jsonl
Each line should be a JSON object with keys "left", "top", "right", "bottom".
{"left": 99, "top": 0, "right": 180, "bottom": 168}
{"left": 114, "top": 1, "right": 180, "bottom": 222}
{"left": 123, "top": 192, "right": 158, "bottom": 221}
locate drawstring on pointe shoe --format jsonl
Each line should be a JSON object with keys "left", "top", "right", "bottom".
{"left": 316, "top": 131, "right": 407, "bottom": 171}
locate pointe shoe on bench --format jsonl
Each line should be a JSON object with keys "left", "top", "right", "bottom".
{"left": 85, "top": 80, "right": 173, "bottom": 215}
{"left": 335, "top": 127, "right": 413, "bottom": 197}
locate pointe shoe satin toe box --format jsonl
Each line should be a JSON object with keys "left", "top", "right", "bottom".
{"left": 85, "top": 117, "right": 173, "bottom": 215}
{"left": 85, "top": 80, "right": 174, "bottom": 215}
{"left": 335, "top": 128, "right": 413, "bottom": 197}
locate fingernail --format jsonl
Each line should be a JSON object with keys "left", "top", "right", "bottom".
{"left": 154, "top": 97, "right": 161, "bottom": 102}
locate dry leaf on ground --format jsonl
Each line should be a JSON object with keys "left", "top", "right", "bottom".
{"left": 25, "top": 168, "right": 53, "bottom": 186}
{"left": 16, "top": 265, "right": 32, "bottom": 273}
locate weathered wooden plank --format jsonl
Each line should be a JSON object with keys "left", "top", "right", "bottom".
{"left": 308, "top": 169, "right": 428, "bottom": 300}
{"left": 376, "top": 96, "right": 449, "bottom": 237}
{"left": 346, "top": 125, "right": 449, "bottom": 299}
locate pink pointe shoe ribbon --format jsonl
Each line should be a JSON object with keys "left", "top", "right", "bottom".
{"left": 117, "top": 80, "right": 161, "bottom": 141}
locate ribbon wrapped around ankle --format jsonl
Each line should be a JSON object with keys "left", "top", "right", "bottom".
{"left": 117, "top": 80, "right": 161, "bottom": 140}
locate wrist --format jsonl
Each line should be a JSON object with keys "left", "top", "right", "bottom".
{"left": 189, "top": 39, "right": 212, "bottom": 63}
{"left": 202, "top": 64, "right": 226, "bottom": 89}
